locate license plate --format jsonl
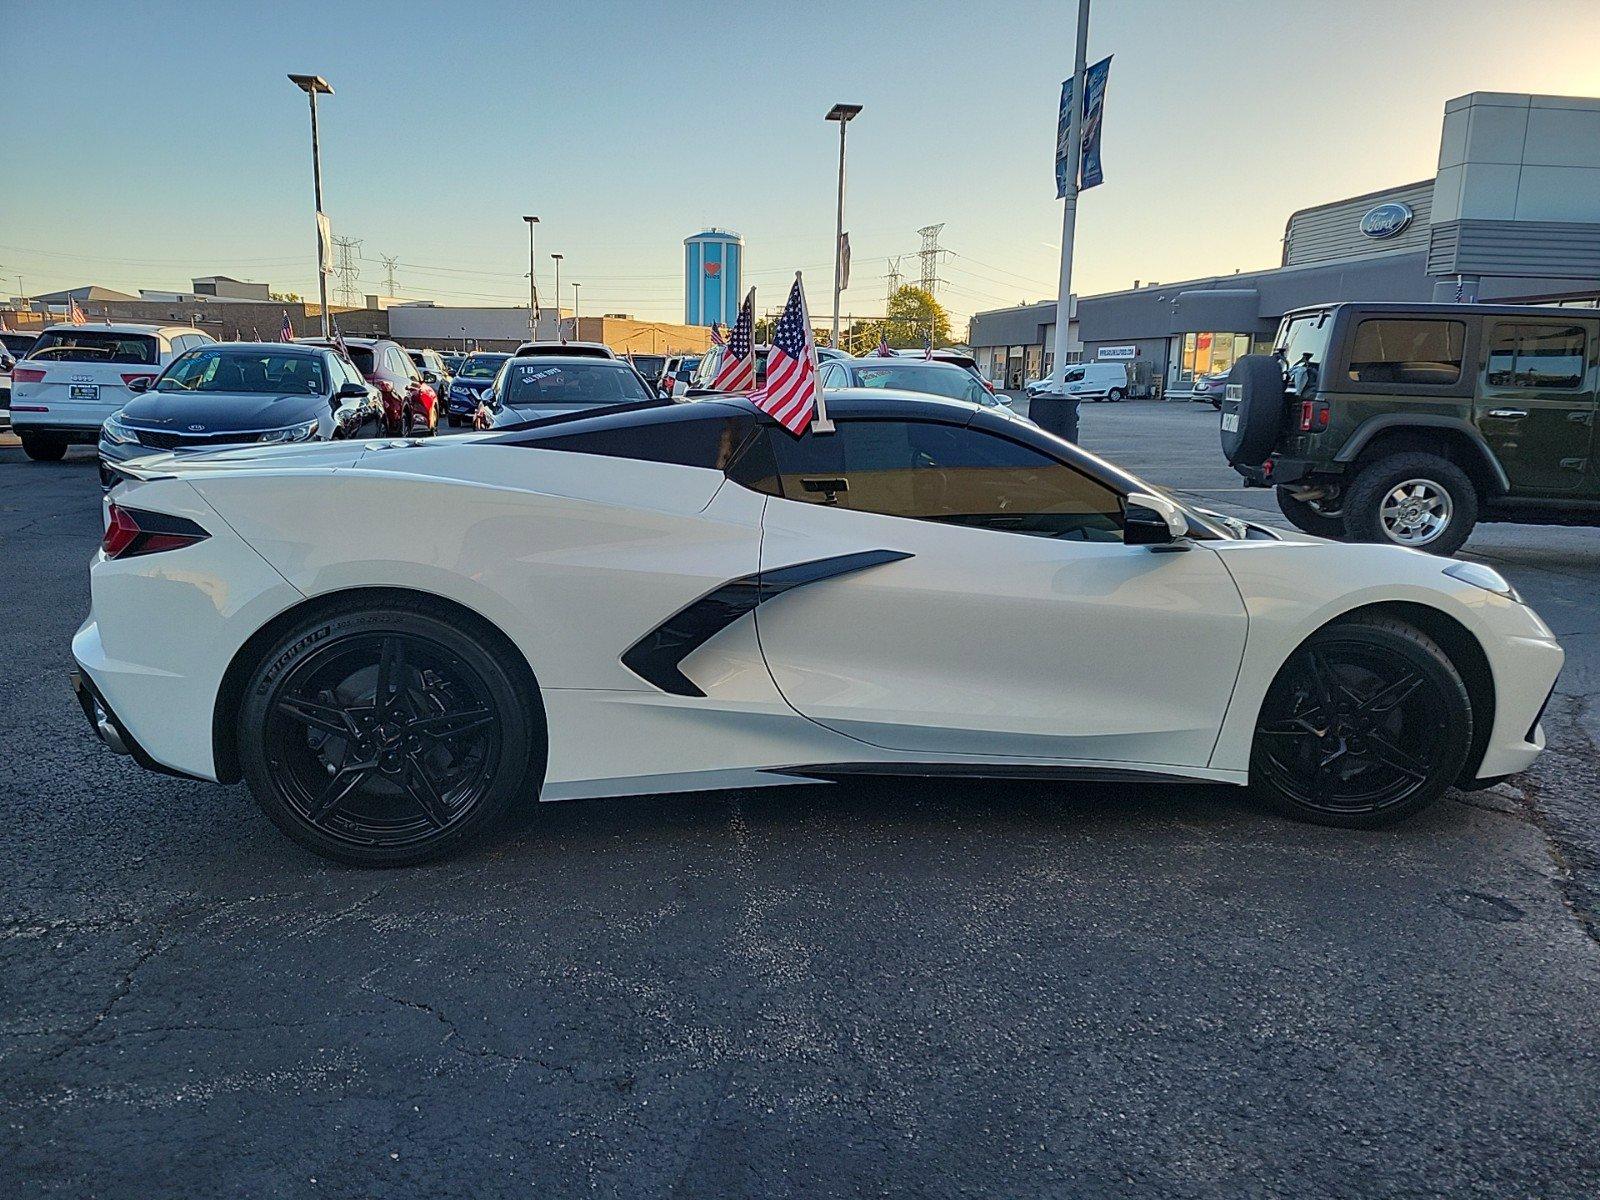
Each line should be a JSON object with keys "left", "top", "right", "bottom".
{"left": 70, "top": 384, "right": 99, "bottom": 401}
{"left": 1221, "top": 412, "right": 1239, "bottom": 432}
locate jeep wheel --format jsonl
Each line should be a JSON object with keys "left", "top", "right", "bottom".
{"left": 1275, "top": 489, "right": 1346, "bottom": 539}
{"left": 1344, "top": 452, "right": 1478, "bottom": 556}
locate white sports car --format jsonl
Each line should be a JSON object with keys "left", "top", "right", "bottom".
{"left": 72, "top": 393, "right": 1563, "bottom": 865}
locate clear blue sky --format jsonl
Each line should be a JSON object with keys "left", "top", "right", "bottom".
{"left": 5, "top": 0, "right": 1598, "bottom": 324}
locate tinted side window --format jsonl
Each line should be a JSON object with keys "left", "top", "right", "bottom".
{"left": 738, "top": 420, "right": 1125, "bottom": 541}
{"left": 533, "top": 414, "right": 756, "bottom": 469}
{"left": 1348, "top": 319, "right": 1465, "bottom": 386}
{"left": 1486, "top": 323, "right": 1588, "bottom": 389}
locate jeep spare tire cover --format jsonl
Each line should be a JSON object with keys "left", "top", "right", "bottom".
{"left": 1221, "top": 355, "right": 1287, "bottom": 466}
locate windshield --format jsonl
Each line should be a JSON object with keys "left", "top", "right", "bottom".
{"left": 674, "top": 357, "right": 701, "bottom": 380}
{"left": 847, "top": 362, "right": 985, "bottom": 404}
{"left": 157, "top": 348, "right": 327, "bottom": 394}
{"left": 458, "top": 353, "right": 508, "bottom": 379}
{"left": 2, "top": 333, "right": 37, "bottom": 357}
{"left": 29, "top": 330, "right": 159, "bottom": 365}
{"left": 501, "top": 361, "right": 652, "bottom": 408}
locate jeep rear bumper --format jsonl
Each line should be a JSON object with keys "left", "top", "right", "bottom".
{"left": 1234, "top": 456, "right": 1343, "bottom": 489}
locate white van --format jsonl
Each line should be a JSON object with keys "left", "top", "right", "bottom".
{"left": 1059, "top": 361, "right": 1129, "bottom": 402}
{"left": 10, "top": 322, "right": 214, "bottom": 460}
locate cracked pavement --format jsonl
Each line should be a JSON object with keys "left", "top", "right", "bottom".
{"left": 2, "top": 409, "right": 1599, "bottom": 1199}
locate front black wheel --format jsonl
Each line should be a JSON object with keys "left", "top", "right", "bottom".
{"left": 1251, "top": 618, "right": 1472, "bottom": 828}
{"left": 238, "top": 603, "right": 543, "bottom": 865}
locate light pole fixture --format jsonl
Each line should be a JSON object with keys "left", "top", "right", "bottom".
{"left": 550, "top": 254, "right": 563, "bottom": 342}
{"left": 825, "top": 103, "right": 862, "bottom": 349}
{"left": 523, "top": 215, "right": 540, "bottom": 336}
{"left": 572, "top": 282, "right": 581, "bottom": 339}
{"left": 288, "top": 73, "right": 334, "bottom": 338}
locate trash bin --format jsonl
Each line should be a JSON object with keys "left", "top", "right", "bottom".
{"left": 1028, "top": 395, "right": 1080, "bottom": 443}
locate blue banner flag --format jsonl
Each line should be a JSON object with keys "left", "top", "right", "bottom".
{"left": 1055, "top": 55, "right": 1112, "bottom": 197}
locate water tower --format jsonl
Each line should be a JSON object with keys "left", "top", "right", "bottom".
{"left": 684, "top": 229, "right": 742, "bottom": 328}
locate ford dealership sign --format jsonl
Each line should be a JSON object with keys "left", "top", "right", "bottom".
{"left": 1360, "top": 202, "right": 1415, "bottom": 240}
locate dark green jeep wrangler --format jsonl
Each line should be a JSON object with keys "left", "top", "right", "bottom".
{"left": 1222, "top": 302, "right": 1600, "bottom": 555}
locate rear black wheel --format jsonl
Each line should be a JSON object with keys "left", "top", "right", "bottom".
{"left": 21, "top": 434, "right": 68, "bottom": 462}
{"left": 238, "top": 603, "right": 542, "bottom": 865}
{"left": 1275, "top": 488, "right": 1346, "bottom": 538}
{"left": 1251, "top": 618, "right": 1471, "bottom": 828}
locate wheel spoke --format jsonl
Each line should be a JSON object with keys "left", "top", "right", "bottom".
{"left": 402, "top": 754, "right": 454, "bottom": 829}
{"left": 407, "top": 706, "right": 494, "bottom": 739}
{"left": 1364, "top": 671, "right": 1424, "bottom": 715}
{"left": 1362, "top": 733, "right": 1429, "bottom": 781}
{"left": 375, "top": 637, "right": 406, "bottom": 710}
{"left": 308, "top": 762, "right": 375, "bottom": 823}
{"left": 1302, "top": 651, "right": 1338, "bottom": 712}
{"left": 279, "top": 695, "right": 357, "bottom": 737}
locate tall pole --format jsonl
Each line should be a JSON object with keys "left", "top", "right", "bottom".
{"left": 572, "top": 283, "right": 581, "bottom": 339}
{"left": 1051, "top": 1, "right": 1090, "bottom": 386}
{"left": 523, "top": 216, "right": 539, "bottom": 337}
{"left": 289, "top": 75, "right": 334, "bottom": 339}
{"left": 825, "top": 104, "right": 862, "bottom": 349}
{"left": 551, "top": 254, "right": 563, "bottom": 341}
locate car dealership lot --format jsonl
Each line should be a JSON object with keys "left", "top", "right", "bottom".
{"left": 3, "top": 410, "right": 1599, "bottom": 1197}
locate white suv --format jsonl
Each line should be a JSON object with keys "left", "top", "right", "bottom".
{"left": 10, "top": 323, "right": 214, "bottom": 461}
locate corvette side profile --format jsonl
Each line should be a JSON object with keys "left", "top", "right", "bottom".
{"left": 72, "top": 393, "right": 1562, "bottom": 865}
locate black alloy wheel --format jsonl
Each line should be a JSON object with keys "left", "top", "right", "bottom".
{"left": 1251, "top": 618, "right": 1472, "bottom": 827}
{"left": 238, "top": 604, "right": 541, "bottom": 865}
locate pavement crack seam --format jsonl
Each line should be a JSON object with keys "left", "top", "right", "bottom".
{"left": 355, "top": 977, "right": 574, "bottom": 1076}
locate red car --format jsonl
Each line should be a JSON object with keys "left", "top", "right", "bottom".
{"left": 302, "top": 337, "right": 437, "bottom": 435}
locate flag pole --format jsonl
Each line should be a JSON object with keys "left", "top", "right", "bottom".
{"left": 801, "top": 271, "right": 835, "bottom": 435}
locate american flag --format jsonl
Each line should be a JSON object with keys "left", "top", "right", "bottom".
{"left": 875, "top": 330, "right": 894, "bottom": 356}
{"left": 279, "top": 310, "right": 295, "bottom": 341}
{"left": 708, "top": 321, "right": 727, "bottom": 347}
{"left": 710, "top": 289, "right": 756, "bottom": 392}
{"left": 68, "top": 297, "right": 87, "bottom": 326}
{"left": 749, "top": 275, "right": 820, "bottom": 435}
{"left": 923, "top": 329, "right": 934, "bottom": 360}
{"left": 331, "top": 318, "right": 350, "bottom": 360}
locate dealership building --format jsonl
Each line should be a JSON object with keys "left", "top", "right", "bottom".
{"left": 970, "top": 92, "right": 1600, "bottom": 395}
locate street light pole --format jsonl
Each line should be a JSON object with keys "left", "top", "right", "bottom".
{"left": 550, "top": 254, "right": 563, "bottom": 341}
{"left": 288, "top": 74, "right": 334, "bottom": 339}
{"left": 523, "top": 215, "right": 539, "bottom": 338}
{"left": 1051, "top": 1, "right": 1090, "bottom": 388}
{"left": 825, "top": 104, "right": 862, "bottom": 349}
{"left": 572, "top": 283, "right": 581, "bottom": 339}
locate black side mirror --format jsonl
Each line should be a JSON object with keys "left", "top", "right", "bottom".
{"left": 336, "top": 381, "right": 369, "bottom": 399}
{"left": 127, "top": 376, "right": 153, "bottom": 394}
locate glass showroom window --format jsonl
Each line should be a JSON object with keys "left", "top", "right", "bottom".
{"left": 1178, "top": 332, "right": 1253, "bottom": 381}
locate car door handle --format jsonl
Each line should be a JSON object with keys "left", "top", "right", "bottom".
{"left": 1485, "top": 408, "right": 1528, "bottom": 419}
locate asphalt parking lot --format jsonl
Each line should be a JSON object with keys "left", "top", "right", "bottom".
{"left": 3, "top": 406, "right": 1599, "bottom": 1199}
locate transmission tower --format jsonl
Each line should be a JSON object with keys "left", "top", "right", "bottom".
{"left": 332, "top": 236, "right": 363, "bottom": 306}
{"left": 379, "top": 254, "right": 399, "bottom": 298}
{"left": 916, "top": 224, "right": 945, "bottom": 295}
{"left": 884, "top": 256, "right": 903, "bottom": 302}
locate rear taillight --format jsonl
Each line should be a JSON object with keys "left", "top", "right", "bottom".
{"left": 12, "top": 366, "right": 45, "bottom": 384}
{"left": 102, "top": 503, "right": 209, "bottom": 560}
{"left": 1298, "top": 400, "right": 1330, "bottom": 432}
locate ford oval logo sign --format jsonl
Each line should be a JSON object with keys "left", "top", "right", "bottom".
{"left": 1360, "top": 202, "right": 1415, "bottom": 240}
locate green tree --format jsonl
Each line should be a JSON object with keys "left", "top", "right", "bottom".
{"left": 883, "top": 285, "right": 953, "bottom": 349}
